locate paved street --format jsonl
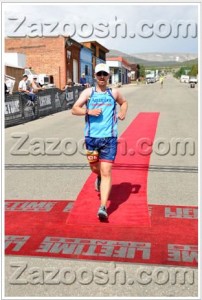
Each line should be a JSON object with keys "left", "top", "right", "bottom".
{"left": 4, "top": 76, "right": 198, "bottom": 297}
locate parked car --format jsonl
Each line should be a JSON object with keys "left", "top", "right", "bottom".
{"left": 189, "top": 76, "right": 198, "bottom": 84}
{"left": 180, "top": 75, "right": 189, "bottom": 83}
{"left": 146, "top": 74, "right": 156, "bottom": 84}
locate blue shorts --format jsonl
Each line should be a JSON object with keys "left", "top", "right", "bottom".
{"left": 85, "top": 136, "right": 117, "bottom": 163}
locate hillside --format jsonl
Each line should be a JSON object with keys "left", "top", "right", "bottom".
{"left": 106, "top": 50, "right": 148, "bottom": 64}
{"left": 130, "top": 52, "right": 197, "bottom": 62}
{"left": 107, "top": 50, "right": 198, "bottom": 67}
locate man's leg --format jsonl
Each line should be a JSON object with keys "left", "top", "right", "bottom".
{"left": 28, "top": 93, "right": 35, "bottom": 102}
{"left": 89, "top": 161, "right": 100, "bottom": 176}
{"left": 88, "top": 161, "right": 101, "bottom": 191}
{"left": 100, "top": 161, "right": 113, "bottom": 207}
{"left": 86, "top": 147, "right": 101, "bottom": 191}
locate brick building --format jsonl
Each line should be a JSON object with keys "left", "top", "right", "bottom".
{"left": 5, "top": 36, "right": 81, "bottom": 89}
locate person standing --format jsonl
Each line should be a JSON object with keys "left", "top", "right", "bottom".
{"left": 72, "top": 63, "right": 128, "bottom": 220}
{"left": 62, "top": 78, "right": 74, "bottom": 90}
{"left": 80, "top": 73, "right": 90, "bottom": 88}
{"left": 5, "top": 82, "right": 9, "bottom": 95}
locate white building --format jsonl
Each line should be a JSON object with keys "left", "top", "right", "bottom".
{"left": 106, "top": 57, "right": 131, "bottom": 85}
{"left": 5, "top": 52, "right": 26, "bottom": 69}
{"left": 4, "top": 53, "right": 26, "bottom": 92}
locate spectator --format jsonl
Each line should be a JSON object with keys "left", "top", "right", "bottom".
{"left": 18, "top": 74, "right": 37, "bottom": 102}
{"left": 30, "top": 76, "right": 45, "bottom": 92}
{"left": 5, "top": 82, "right": 9, "bottom": 96}
{"left": 80, "top": 73, "right": 90, "bottom": 88}
{"left": 62, "top": 78, "right": 74, "bottom": 91}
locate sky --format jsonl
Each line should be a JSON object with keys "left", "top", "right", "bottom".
{"left": 3, "top": 3, "right": 198, "bottom": 55}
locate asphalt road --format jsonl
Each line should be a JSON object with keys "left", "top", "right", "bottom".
{"left": 4, "top": 76, "right": 198, "bottom": 297}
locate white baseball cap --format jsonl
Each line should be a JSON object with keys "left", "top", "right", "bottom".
{"left": 95, "top": 63, "right": 110, "bottom": 74}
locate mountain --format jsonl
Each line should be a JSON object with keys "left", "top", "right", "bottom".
{"left": 130, "top": 52, "right": 198, "bottom": 63}
{"left": 106, "top": 50, "right": 148, "bottom": 64}
{"left": 107, "top": 50, "right": 198, "bottom": 67}
{"left": 179, "top": 58, "right": 198, "bottom": 66}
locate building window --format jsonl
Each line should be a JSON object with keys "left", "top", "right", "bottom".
{"left": 67, "top": 50, "right": 71, "bottom": 64}
{"left": 131, "top": 71, "right": 136, "bottom": 80}
{"left": 118, "top": 69, "right": 122, "bottom": 83}
{"left": 85, "top": 65, "right": 89, "bottom": 75}
{"left": 99, "top": 49, "right": 105, "bottom": 61}
{"left": 91, "top": 45, "right": 96, "bottom": 56}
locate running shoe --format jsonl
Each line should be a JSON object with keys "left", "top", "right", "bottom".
{"left": 97, "top": 205, "right": 108, "bottom": 220}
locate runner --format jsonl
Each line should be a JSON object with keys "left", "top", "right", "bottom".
{"left": 72, "top": 63, "right": 128, "bottom": 220}
{"left": 160, "top": 75, "right": 164, "bottom": 88}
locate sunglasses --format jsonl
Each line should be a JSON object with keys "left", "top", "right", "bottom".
{"left": 96, "top": 71, "right": 109, "bottom": 77}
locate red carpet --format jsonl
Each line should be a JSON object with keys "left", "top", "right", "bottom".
{"left": 66, "top": 113, "right": 160, "bottom": 227}
{"left": 5, "top": 200, "right": 198, "bottom": 267}
{"left": 5, "top": 113, "right": 198, "bottom": 267}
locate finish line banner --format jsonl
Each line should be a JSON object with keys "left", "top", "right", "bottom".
{"left": 5, "top": 200, "right": 198, "bottom": 267}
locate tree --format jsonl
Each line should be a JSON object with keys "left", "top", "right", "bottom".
{"left": 139, "top": 65, "right": 145, "bottom": 78}
{"left": 174, "top": 66, "right": 191, "bottom": 78}
{"left": 188, "top": 64, "right": 198, "bottom": 76}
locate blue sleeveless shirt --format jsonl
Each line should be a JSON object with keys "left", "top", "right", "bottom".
{"left": 85, "top": 87, "right": 118, "bottom": 138}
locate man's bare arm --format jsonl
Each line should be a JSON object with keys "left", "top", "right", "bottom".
{"left": 112, "top": 89, "right": 128, "bottom": 120}
{"left": 72, "top": 88, "right": 91, "bottom": 115}
{"left": 72, "top": 88, "right": 102, "bottom": 117}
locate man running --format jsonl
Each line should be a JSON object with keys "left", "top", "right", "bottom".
{"left": 160, "top": 75, "right": 164, "bottom": 88}
{"left": 72, "top": 63, "right": 128, "bottom": 220}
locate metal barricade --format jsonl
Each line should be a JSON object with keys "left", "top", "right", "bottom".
{"left": 5, "top": 86, "right": 85, "bottom": 127}
{"left": 5, "top": 93, "right": 23, "bottom": 127}
{"left": 53, "top": 89, "right": 62, "bottom": 112}
{"left": 37, "top": 90, "right": 54, "bottom": 117}
{"left": 20, "top": 93, "right": 37, "bottom": 121}
{"left": 65, "top": 87, "right": 74, "bottom": 109}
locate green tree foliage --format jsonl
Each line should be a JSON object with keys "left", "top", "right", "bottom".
{"left": 139, "top": 65, "right": 145, "bottom": 78}
{"left": 188, "top": 64, "right": 198, "bottom": 76}
{"left": 174, "top": 63, "right": 198, "bottom": 78}
{"left": 174, "top": 67, "right": 190, "bottom": 78}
